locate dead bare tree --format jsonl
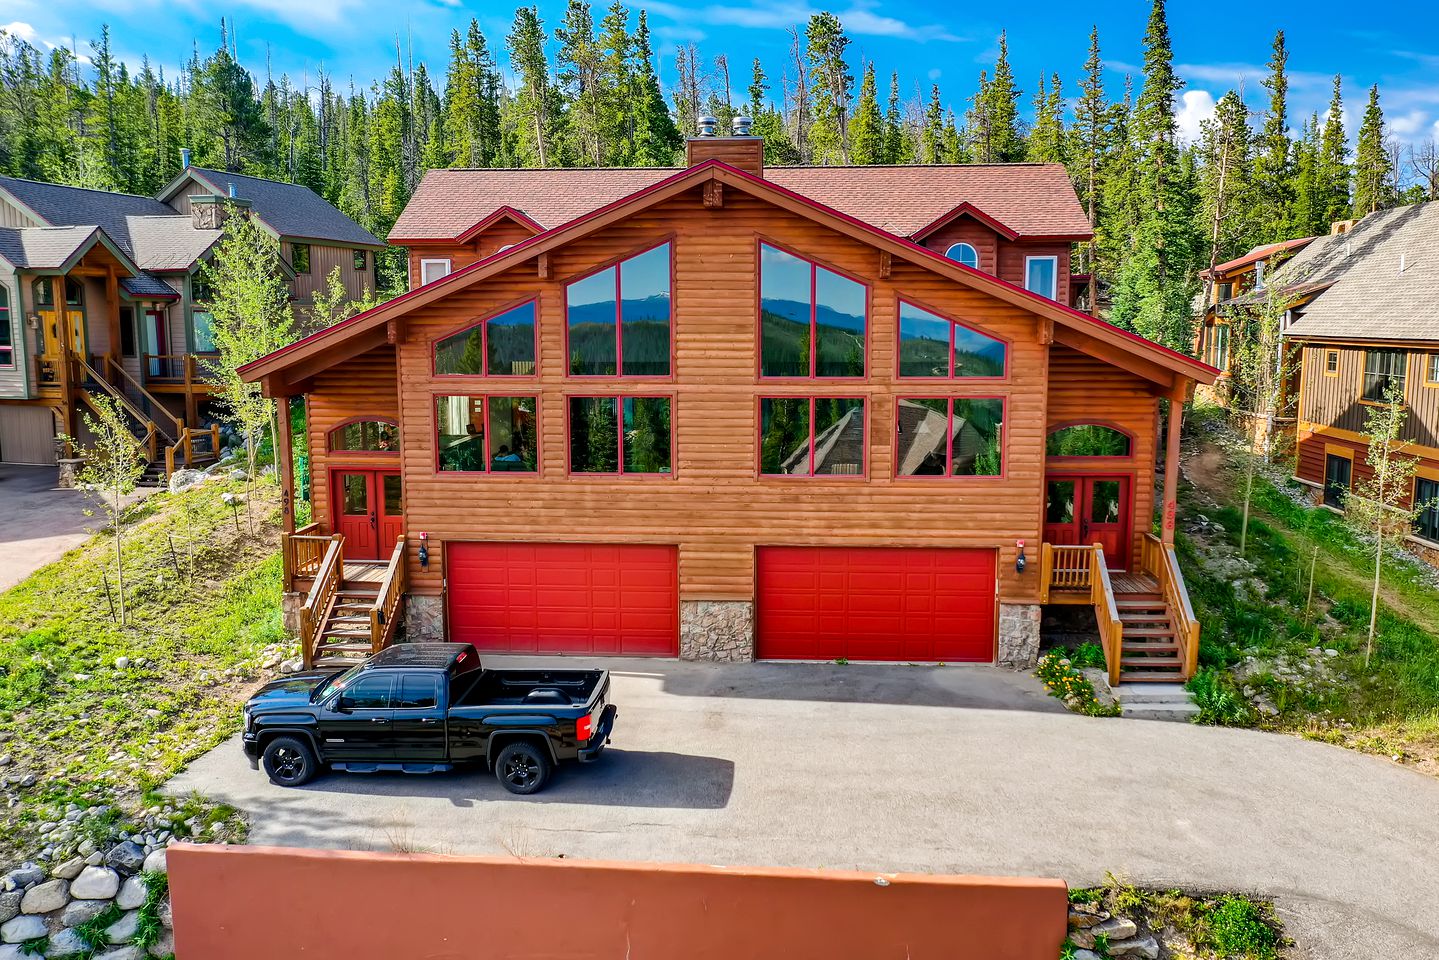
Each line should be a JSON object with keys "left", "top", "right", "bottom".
{"left": 1409, "top": 138, "right": 1439, "bottom": 201}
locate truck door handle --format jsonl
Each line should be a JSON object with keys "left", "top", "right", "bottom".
{"left": 370, "top": 717, "right": 388, "bottom": 723}
{"left": 419, "top": 718, "right": 439, "bottom": 724}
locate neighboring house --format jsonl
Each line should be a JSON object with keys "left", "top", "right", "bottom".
{"left": 1272, "top": 201, "right": 1439, "bottom": 557}
{"left": 242, "top": 128, "right": 1217, "bottom": 680}
{"left": 1194, "top": 236, "right": 1318, "bottom": 379}
{"left": 0, "top": 154, "right": 383, "bottom": 472}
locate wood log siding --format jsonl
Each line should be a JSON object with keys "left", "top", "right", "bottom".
{"left": 303, "top": 186, "right": 1161, "bottom": 610}
{"left": 305, "top": 347, "right": 402, "bottom": 534}
{"left": 406, "top": 220, "right": 538, "bottom": 289}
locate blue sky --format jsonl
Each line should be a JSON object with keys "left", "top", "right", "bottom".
{"left": 5, "top": 0, "right": 1438, "bottom": 151}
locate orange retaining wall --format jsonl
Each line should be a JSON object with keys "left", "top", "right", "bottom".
{"left": 169, "top": 844, "right": 1068, "bottom": 959}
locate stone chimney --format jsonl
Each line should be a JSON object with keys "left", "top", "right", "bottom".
{"left": 190, "top": 192, "right": 252, "bottom": 231}
{"left": 685, "top": 115, "right": 764, "bottom": 178}
{"left": 1330, "top": 219, "right": 1357, "bottom": 235}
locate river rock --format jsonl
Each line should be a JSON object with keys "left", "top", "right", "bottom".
{"left": 60, "top": 899, "right": 109, "bottom": 927}
{"left": 104, "top": 842, "right": 145, "bottom": 875}
{"left": 70, "top": 866, "right": 119, "bottom": 900}
{"left": 1092, "top": 916, "right": 1138, "bottom": 941}
{"left": 51, "top": 859, "right": 85, "bottom": 881}
{"left": 1, "top": 914, "right": 46, "bottom": 943}
{"left": 93, "top": 949, "right": 142, "bottom": 960}
{"left": 146, "top": 930, "right": 174, "bottom": 958}
{"left": 20, "top": 879, "right": 69, "bottom": 914}
{"left": 140, "top": 849, "right": 167, "bottom": 876}
{"left": 43, "top": 928, "right": 87, "bottom": 956}
{"left": 1108, "top": 936, "right": 1160, "bottom": 959}
{"left": 104, "top": 910, "right": 140, "bottom": 945}
{"left": 5, "top": 868, "right": 43, "bottom": 890}
{"left": 115, "top": 877, "right": 146, "bottom": 911}
{"left": 0, "top": 893, "right": 18, "bottom": 924}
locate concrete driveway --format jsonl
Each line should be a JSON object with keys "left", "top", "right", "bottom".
{"left": 0, "top": 465, "right": 153, "bottom": 591}
{"left": 169, "top": 658, "right": 1439, "bottom": 959}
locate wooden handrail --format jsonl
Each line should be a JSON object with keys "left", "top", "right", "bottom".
{"left": 1142, "top": 534, "right": 1201, "bottom": 680}
{"left": 1041, "top": 543, "right": 1095, "bottom": 597}
{"left": 75, "top": 354, "right": 153, "bottom": 434}
{"left": 298, "top": 534, "right": 344, "bottom": 669}
{"left": 281, "top": 525, "right": 329, "bottom": 585}
{"left": 1089, "top": 544, "right": 1124, "bottom": 687}
{"left": 105, "top": 355, "right": 183, "bottom": 440}
{"left": 369, "top": 536, "right": 408, "bottom": 654}
{"left": 76, "top": 387, "right": 158, "bottom": 464}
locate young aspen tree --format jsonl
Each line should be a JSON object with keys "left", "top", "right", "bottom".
{"left": 1342, "top": 383, "right": 1426, "bottom": 665}
{"left": 63, "top": 395, "right": 147, "bottom": 625}
{"left": 200, "top": 206, "right": 296, "bottom": 528}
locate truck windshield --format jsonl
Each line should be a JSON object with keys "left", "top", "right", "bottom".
{"left": 310, "top": 664, "right": 365, "bottom": 702}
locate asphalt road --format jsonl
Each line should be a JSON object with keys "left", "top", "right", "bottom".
{"left": 0, "top": 464, "right": 150, "bottom": 591}
{"left": 169, "top": 658, "right": 1439, "bottom": 959}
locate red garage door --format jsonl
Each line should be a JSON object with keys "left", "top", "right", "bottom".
{"left": 446, "top": 542, "right": 678, "bottom": 656}
{"left": 756, "top": 546, "right": 996, "bottom": 662}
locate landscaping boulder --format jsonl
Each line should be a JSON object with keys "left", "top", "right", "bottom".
{"left": 104, "top": 842, "right": 146, "bottom": 875}
{"left": 146, "top": 930, "right": 174, "bottom": 958}
{"left": 1, "top": 914, "right": 46, "bottom": 943}
{"left": 104, "top": 910, "right": 140, "bottom": 945}
{"left": 70, "top": 866, "right": 119, "bottom": 900}
{"left": 115, "top": 876, "right": 146, "bottom": 911}
{"left": 1108, "top": 936, "right": 1160, "bottom": 959}
{"left": 4, "top": 867, "right": 43, "bottom": 890}
{"left": 140, "top": 849, "right": 167, "bottom": 876}
{"left": 19, "top": 878, "right": 69, "bottom": 914}
{"left": 94, "top": 948, "right": 143, "bottom": 960}
{"left": 51, "top": 859, "right": 85, "bottom": 881}
{"left": 59, "top": 899, "right": 109, "bottom": 927}
{"left": 168, "top": 469, "right": 207, "bottom": 493}
{"left": 158, "top": 899, "right": 172, "bottom": 929}
{"left": 0, "top": 944, "right": 31, "bottom": 960}
{"left": 0, "top": 893, "right": 19, "bottom": 925}
{"left": 43, "top": 928, "right": 88, "bottom": 956}
{"left": 1092, "top": 916, "right": 1138, "bottom": 940}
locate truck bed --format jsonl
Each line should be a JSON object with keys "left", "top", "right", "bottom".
{"left": 456, "top": 669, "right": 606, "bottom": 707}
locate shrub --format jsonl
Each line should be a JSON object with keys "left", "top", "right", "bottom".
{"left": 1187, "top": 667, "right": 1253, "bottom": 726}
{"left": 1198, "top": 896, "right": 1281, "bottom": 959}
{"left": 1036, "top": 651, "right": 1121, "bottom": 717}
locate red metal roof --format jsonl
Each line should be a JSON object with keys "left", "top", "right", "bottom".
{"left": 389, "top": 163, "right": 1092, "bottom": 243}
{"left": 1203, "top": 237, "right": 1315, "bottom": 278}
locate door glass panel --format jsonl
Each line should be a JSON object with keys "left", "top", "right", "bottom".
{"left": 1089, "top": 480, "right": 1121, "bottom": 523}
{"left": 342, "top": 474, "right": 368, "bottom": 514}
{"left": 1046, "top": 481, "right": 1076, "bottom": 524}
{"left": 383, "top": 474, "right": 402, "bottom": 515}
{"left": 340, "top": 675, "right": 392, "bottom": 710}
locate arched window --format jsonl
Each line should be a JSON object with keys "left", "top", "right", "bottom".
{"left": 330, "top": 418, "right": 400, "bottom": 453}
{"left": 1045, "top": 423, "right": 1132, "bottom": 458}
{"left": 944, "top": 242, "right": 979, "bottom": 269}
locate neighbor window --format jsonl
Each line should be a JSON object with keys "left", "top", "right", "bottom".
{"left": 191, "top": 311, "right": 216, "bottom": 353}
{"left": 1362, "top": 349, "right": 1407, "bottom": 402}
{"left": 944, "top": 242, "right": 980, "bottom": 269}
{"left": 32, "top": 278, "right": 55, "bottom": 308}
{"left": 759, "top": 243, "right": 866, "bottom": 378}
{"left": 895, "top": 397, "right": 1004, "bottom": 477}
{"left": 1427, "top": 354, "right": 1439, "bottom": 386}
{"left": 1253, "top": 260, "right": 1266, "bottom": 290}
{"left": 759, "top": 397, "right": 865, "bottom": 476}
{"left": 435, "top": 395, "right": 538, "bottom": 473}
{"left": 420, "top": 259, "right": 452, "bottom": 285}
{"left": 353, "top": 249, "right": 367, "bottom": 271}
{"left": 1024, "top": 256, "right": 1059, "bottom": 300}
{"left": 567, "top": 396, "right": 671, "bottom": 474}
{"left": 1217, "top": 281, "right": 1234, "bottom": 302}
{"left": 1324, "top": 453, "right": 1351, "bottom": 509}
{"left": 0, "top": 286, "right": 11, "bottom": 366}
{"left": 1212, "top": 325, "right": 1231, "bottom": 370}
{"left": 118, "top": 307, "right": 137, "bottom": 358}
{"left": 291, "top": 243, "right": 311, "bottom": 274}
{"left": 1046, "top": 424, "right": 1131, "bottom": 458}
{"left": 566, "top": 242, "right": 672, "bottom": 377}
{"left": 433, "top": 300, "right": 537, "bottom": 376}
{"left": 1414, "top": 477, "right": 1439, "bottom": 542}
{"left": 330, "top": 419, "right": 399, "bottom": 453}
{"left": 897, "top": 300, "right": 1006, "bottom": 379}
{"left": 1325, "top": 350, "right": 1340, "bottom": 376}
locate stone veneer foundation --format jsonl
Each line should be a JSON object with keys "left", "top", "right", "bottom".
{"left": 679, "top": 600, "right": 755, "bottom": 662}
{"left": 403, "top": 595, "right": 445, "bottom": 642}
{"left": 996, "top": 602, "right": 1042, "bottom": 668}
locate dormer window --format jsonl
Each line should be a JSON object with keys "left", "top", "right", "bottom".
{"left": 1024, "top": 256, "right": 1059, "bottom": 301}
{"left": 944, "top": 242, "right": 980, "bottom": 269}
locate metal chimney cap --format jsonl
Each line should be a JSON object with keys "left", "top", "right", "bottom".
{"left": 697, "top": 115, "right": 719, "bottom": 137}
{"left": 731, "top": 115, "right": 754, "bottom": 136}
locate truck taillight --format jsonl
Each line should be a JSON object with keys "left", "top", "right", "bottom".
{"left": 576, "top": 715, "right": 594, "bottom": 741}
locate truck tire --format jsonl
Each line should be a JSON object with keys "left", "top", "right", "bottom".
{"left": 262, "top": 736, "right": 318, "bottom": 787}
{"left": 495, "top": 741, "right": 551, "bottom": 795}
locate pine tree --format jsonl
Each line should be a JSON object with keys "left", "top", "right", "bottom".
{"left": 805, "top": 12, "right": 853, "bottom": 164}
{"left": 1026, "top": 74, "right": 1065, "bottom": 164}
{"left": 1253, "top": 30, "right": 1294, "bottom": 241}
{"left": 849, "top": 61, "right": 882, "bottom": 164}
{"left": 555, "top": 0, "right": 603, "bottom": 165}
{"left": 748, "top": 58, "right": 798, "bottom": 164}
{"left": 671, "top": 42, "right": 703, "bottom": 139}
{"left": 1071, "top": 27, "right": 1109, "bottom": 275}
{"left": 627, "top": 12, "right": 680, "bottom": 165}
{"left": 1198, "top": 91, "right": 1256, "bottom": 289}
{"left": 883, "top": 71, "right": 908, "bottom": 163}
{"left": 506, "top": 6, "right": 559, "bottom": 167}
{"left": 985, "top": 33, "right": 1023, "bottom": 162}
{"left": 1317, "top": 75, "right": 1351, "bottom": 226}
{"left": 1109, "top": 0, "right": 1203, "bottom": 350}
{"left": 443, "top": 21, "right": 503, "bottom": 168}
{"left": 922, "top": 84, "right": 944, "bottom": 164}
{"left": 1291, "top": 114, "right": 1323, "bottom": 237}
{"left": 967, "top": 71, "right": 991, "bottom": 161}
{"left": 1352, "top": 85, "right": 1393, "bottom": 216}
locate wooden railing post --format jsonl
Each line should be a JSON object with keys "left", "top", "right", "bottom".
{"left": 1039, "top": 543, "right": 1053, "bottom": 604}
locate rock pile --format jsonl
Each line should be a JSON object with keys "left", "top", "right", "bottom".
{"left": 1068, "top": 902, "right": 1160, "bottom": 959}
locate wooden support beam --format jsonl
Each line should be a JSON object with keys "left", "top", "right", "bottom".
{"left": 537, "top": 253, "right": 552, "bottom": 280}
{"left": 1037, "top": 318, "right": 1054, "bottom": 345}
{"left": 703, "top": 181, "right": 724, "bottom": 209}
{"left": 105, "top": 268, "right": 120, "bottom": 370}
{"left": 386, "top": 319, "right": 398, "bottom": 345}
{"left": 878, "top": 251, "right": 892, "bottom": 280}
{"left": 52, "top": 275, "right": 75, "bottom": 442}
{"left": 1160, "top": 378, "right": 1186, "bottom": 545}
{"left": 277, "top": 395, "right": 296, "bottom": 534}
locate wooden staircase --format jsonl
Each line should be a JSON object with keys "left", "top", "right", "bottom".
{"left": 296, "top": 538, "right": 408, "bottom": 670}
{"left": 1114, "top": 581, "right": 1185, "bottom": 682}
{"left": 312, "top": 574, "right": 384, "bottom": 667}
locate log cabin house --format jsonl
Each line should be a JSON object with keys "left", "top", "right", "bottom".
{"left": 0, "top": 153, "right": 383, "bottom": 477}
{"left": 244, "top": 125, "right": 1218, "bottom": 682}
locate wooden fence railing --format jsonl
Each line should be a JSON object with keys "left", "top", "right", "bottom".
{"left": 298, "top": 535, "right": 344, "bottom": 669}
{"left": 1089, "top": 545, "right": 1124, "bottom": 687}
{"left": 369, "top": 536, "right": 408, "bottom": 654}
{"left": 1142, "top": 534, "right": 1201, "bottom": 679}
{"left": 1038, "top": 543, "right": 1095, "bottom": 603}
{"left": 163, "top": 425, "right": 222, "bottom": 478}
{"left": 282, "top": 524, "right": 331, "bottom": 585}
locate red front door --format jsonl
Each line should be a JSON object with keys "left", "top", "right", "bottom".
{"left": 1044, "top": 475, "right": 1131, "bottom": 569}
{"left": 332, "top": 469, "right": 403, "bottom": 561}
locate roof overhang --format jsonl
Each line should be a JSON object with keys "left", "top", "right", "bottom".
{"left": 22, "top": 227, "right": 145, "bottom": 277}
{"left": 241, "top": 160, "right": 1216, "bottom": 394}
{"left": 390, "top": 205, "right": 546, "bottom": 246}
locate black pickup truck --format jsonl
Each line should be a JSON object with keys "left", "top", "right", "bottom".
{"left": 241, "top": 643, "right": 616, "bottom": 794}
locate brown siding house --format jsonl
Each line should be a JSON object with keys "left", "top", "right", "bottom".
{"left": 246, "top": 134, "right": 1217, "bottom": 678}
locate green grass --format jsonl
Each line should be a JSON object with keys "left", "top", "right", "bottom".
{"left": 0, "top": 475, "right": 288, "bottom": 861}
{"left": 1068, "top": 876, "right": 1285, "bottom": 960}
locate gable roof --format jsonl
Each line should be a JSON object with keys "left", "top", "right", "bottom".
{"left": 389, "top": 163, "right": 1091, "bottom": 244}
{"left": 243, "top": 160, "right": 1214, "bottom": 393}
{"left": 0, "top": 224, "right": 142, "bottom": 277}
{"left": 1283, "top": 201, "right": 1439, "bottom": 343}
{"left": 1203, "top": 236, "right": 1316, "bottom": 279}
{"left": 160, "top": 168, "right": 383, "bottom": 248}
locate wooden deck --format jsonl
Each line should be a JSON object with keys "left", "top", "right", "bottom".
{"left": 342, "top": 560, "right": 388, "bottom": 584}
{"left": 1110, "top": 572, "right": 1160, "bottom": 595}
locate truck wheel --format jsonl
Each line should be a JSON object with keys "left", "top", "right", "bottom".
{"left": 262, "top": 737, "right": 318, "bottom": 787}
{"left": 495, "top": 741, "right": 550, "bottom": 795}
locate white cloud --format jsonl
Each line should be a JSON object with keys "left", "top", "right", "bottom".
{"left": 1175, "top": 89, "right": 1216, "bottom": 146}
{"left": 631, "top": 0, "right": 960, "bottom": 43}
{"left": 1, "top": 21, "right": 39, "bottom": 43}
{"left": 1389, "top": 109, "right": 1430, "bottom": 137}
{"left": 927, "top": 67, "right": 941, "bottom": 81}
